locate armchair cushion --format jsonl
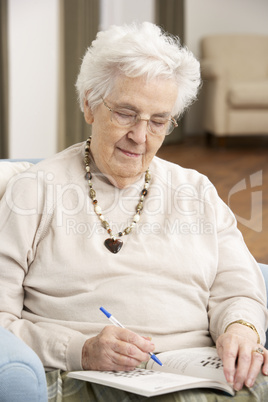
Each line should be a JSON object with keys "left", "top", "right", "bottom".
{"left": 229, "top": 81, "right": 268, "bottom": 108}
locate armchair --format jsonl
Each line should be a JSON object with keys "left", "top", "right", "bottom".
{"left": 200, "top": 34, "right": 268, "bottom": 145}
{"left": 0, "top": 326, "right": 47, "bottom": 401}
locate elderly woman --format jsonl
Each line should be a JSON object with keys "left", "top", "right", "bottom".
{"left": 0, "top": 22, "right": 267, "bottom": 401}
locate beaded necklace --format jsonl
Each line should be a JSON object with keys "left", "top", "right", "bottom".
{"left": 84, "top": 136, "right": 151, "bottom": 253}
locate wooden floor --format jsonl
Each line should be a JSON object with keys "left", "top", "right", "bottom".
{"left": 157, "top": 135, "right": 268, "bottom": 263}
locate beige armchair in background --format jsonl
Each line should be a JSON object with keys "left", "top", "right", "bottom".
{"left": 200, "top": 35, "right": 268, "bottom": 145}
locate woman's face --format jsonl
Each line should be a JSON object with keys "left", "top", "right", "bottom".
{"left": 84, "top": 75, "right": 178, "bottom": 188}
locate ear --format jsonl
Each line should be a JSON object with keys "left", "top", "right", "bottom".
{"left": 84, "top": 98, "right": 94, "bottom": 124}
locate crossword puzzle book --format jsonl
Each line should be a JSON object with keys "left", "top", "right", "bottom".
{"left": 67, "top": 346, "right": 235, "bottom": 397}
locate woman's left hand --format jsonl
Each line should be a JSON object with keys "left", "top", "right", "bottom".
{"left": 216, "top": 323, "right": 268, "bottom": 391}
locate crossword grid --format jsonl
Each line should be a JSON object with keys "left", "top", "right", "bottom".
{"left": 104, "top": 369, "right": 157, "bottom": 378}
{"left": 199, "top": 356, "right": 223, "bottom": 370}
{"left": 102, "top": 355, "right": 223, "bottom": 380}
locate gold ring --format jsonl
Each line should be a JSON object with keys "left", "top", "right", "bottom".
{"left": 252, "top": 347, "right": 264, "bottom": 355}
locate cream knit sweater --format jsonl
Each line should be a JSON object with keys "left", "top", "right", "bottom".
{"left": 0, "top": 142, "right": 267, "bottom": 371}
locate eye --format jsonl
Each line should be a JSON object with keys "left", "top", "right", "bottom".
{"left": 114, "top": 109, "right": 137, "bottom": 123}
{"left": 116, "top": 111, "right": 132, "bottom": 118}
{"left": 114, "top": 109, "right": 136, "bottom": 119}
{"left": 150, "top": 118, "right": 167, "bottom": 127}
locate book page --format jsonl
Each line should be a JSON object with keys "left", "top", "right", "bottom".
{"left": 67, "top": 367, "right": 233, "bottom": 397}
{"left": 147, "top": 347, "right": 227, "bottom": 383}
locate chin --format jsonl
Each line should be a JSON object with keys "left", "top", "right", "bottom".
{"left": 117, "top": 171, "right": 141, "bottom": 181}
{"left": 107, "top": 166, "right": 143, "bottom": 188}
{"left": 116, "top": 161, "right": 143, "bottom": 176}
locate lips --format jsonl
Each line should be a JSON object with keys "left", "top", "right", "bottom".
{"left": 119, "top": 148, "right": 142, "bottom": 158}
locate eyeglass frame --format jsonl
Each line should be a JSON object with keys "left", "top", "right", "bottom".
{"left": 101, "top": 98, "right": 178, "bottom": 136}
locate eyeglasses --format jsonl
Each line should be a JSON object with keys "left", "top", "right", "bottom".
{"left": 102, "top": 99, "right": 178, "bottom": 136}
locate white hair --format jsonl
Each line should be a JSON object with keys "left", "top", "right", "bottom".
{"left": 75, "top": 22, "right": 201, "bottom": 119}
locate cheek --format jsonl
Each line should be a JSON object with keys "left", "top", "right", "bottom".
{"left": 94, "top": 131, "right": 119, "bottom": 161}
{"left": 96, "top": 121, "right": 125, "bottom": 145}
{"left": 91, "top": 122, "right": 111, "bottom": 149}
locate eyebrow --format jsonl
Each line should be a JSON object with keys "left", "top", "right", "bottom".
{"left": 113, "top": 102, "right": 139, "bottom": 113}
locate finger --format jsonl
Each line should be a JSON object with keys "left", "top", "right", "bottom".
{"left": 262, "top": 349, "right": 268, "bottom": 376}
{"left": 221, "top": 351, "right": 237, "bottom": 384}
{"left": 245, "top": 348, "right": 265, "bottom": 388}
{"left": 124, "top": 330, "right": 155, "bottom": 354}
{"left": 142, "top": 336, "right": 152, "bottom": 341}
{"left": 218, "top": 341, "right": 238, "bottom": 385}
{"left": 112, "top": 332, "right": 152, "bottom": 364}
{"left": 233, "top": 345, "right": 252, "bottom": 391}
{"left": 104, "top": 347, "right": 142, "bottom": 370}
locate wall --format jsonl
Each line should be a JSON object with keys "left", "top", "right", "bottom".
{"left": 184, "top": 0, "right": 268, "bottom": 135}
{"left": 100, "top": 0, "right": 154, "bottom": 30}
{"left": 8, "top": 0, "right": 59, "bottom": 158}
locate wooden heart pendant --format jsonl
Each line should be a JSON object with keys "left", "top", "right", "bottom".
{"left": 104, "top": 238, "right": 123, "bottom": 254}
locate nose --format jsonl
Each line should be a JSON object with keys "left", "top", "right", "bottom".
{"left": 127, "top": 119, "right": 148, "bottom": 144}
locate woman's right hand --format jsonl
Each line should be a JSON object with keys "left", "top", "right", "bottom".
{"left": 82, "top": 326, "right": 155, "bottom": 371}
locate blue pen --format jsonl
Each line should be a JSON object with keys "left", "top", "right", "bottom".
{"left": 100, "top": 307, "right": 163, "bottom": 366}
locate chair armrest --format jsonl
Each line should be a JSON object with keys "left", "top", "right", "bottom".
{"left": 0, "top": 326, "right": 47, "bottom": 402}
{"left": 259, "top": 263, "right": 268, "bottom": 348}
{"left": 200, "top": 61, "right": 228, "bottom": 135}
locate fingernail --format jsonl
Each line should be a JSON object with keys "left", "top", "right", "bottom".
{"left": 245, "top": 379, "right": 253, "bottom": 388}
{"left": 228, "top": 375, "right": 234, "bottom": 384}
{"left": 234, "top": 382, "right": 242, "bottom": 391}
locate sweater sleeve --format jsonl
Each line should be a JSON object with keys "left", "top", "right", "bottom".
{"left": 0, "top": 168, "right": 88, "bottom": 371}
{"left": 206, "top": 183, "right": 268, "bottom": 345}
